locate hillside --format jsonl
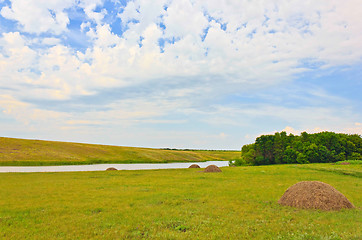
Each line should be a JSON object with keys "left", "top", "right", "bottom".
{"left": 0, "top": 137, "right": 240, "bottom": 166}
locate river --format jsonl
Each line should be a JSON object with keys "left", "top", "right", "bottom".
{"left": 0, "top": 161, "right": 229, "bottom": 173}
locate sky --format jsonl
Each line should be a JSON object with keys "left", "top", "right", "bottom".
{"left": 0, "top": 0, "right": 361, "bottom": 150}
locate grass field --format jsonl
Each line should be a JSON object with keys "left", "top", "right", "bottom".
{"left": 0, "top": 163, "right": 360, "bottom": 239}
{"left": 0, "top": 137, "right": 241, "bottom": 166}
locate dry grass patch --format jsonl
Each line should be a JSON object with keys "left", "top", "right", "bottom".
{"left": 106, "top": 167, "right": 117, "bottom": 171}
{"left": 278, "top": 181, "right": 355, "bottom": 211}
{"left": 204, "top": 165, "right": 222, "bottom": 172}
{"left": 188, "top": 164, "right": 200, "bottom": 168}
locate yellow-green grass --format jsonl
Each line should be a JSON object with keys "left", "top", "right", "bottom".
{"left": 0, "top": 164, "right": 360, "bottom": 239}
{"left": 295, "top": 161, "right": 362, "bottom": 178}
{"left": 0, "top": 137, "right": 240, "bottom": 166}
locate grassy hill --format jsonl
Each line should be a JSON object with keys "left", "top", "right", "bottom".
{"left": 0, "top": 137, "right": 241, "bottom": 166}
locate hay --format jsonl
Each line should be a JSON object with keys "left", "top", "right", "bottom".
{"left": 339, "top": 162, "right": 350, "bottom": 165}
{"left": 278, "top": 181, "right": 355, "bottom": 211}
{"left": 204, "top": 165, "right": 222, "bottom": 172}
{"left": 189, "top": 164, "right": 200, "bottom": 168}
{"left": 106, "top": 167, "right": 117, "bottom": 171}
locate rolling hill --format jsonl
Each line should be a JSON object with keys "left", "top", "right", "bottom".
{"left": 0, "top": 137, "right": 240, "bottom": 166}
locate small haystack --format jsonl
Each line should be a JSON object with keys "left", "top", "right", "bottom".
{"left": 189, "top": 164, "right": 201, "bottom": 168}
{"left": 278, "top": 181, "right": 355, "bottom": 211}
{"left": 204, "top": 165, "right": 222, "bottom": 173}
{"left": 106, "top": 167, "right": 117, "bottom": 171}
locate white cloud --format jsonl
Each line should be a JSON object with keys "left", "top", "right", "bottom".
{"left": 219, "top": 132, "right": 227, "bottom": 139}
{"left": 343, "top": 122, "right": 362, "bottom": 135}
{"left": 2, "top": 0, "right": 362, "bottom": 100}
{"left": 195, "top": 101, "right": 362, "bottom": 136}
{"left": 41, "top": 37, "right": 62, "bottom": 46}
{"left": 0, "top": 95, "right": 69, "bottom": 124}
{"left": 0, "top": 32, "right": 38, "bottom": 89}
{"left": 79, "top": 0, "right": 106, "bottom": 24}
{"left": 66, "top": 120, "right": 103, "bottom": 125}
{"left": 1, "top": 0, "right": 74, "bottom": 34}
{"left": 0, "top": 0, "right": 361, "bottom": 148}
{"left": 163, "top": 0, "right": 208, "bottom": 38}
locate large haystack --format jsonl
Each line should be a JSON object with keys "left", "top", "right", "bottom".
{"left": 278, "top": 181, "right": 355, "bottom": 211}
{"left": 204, "top": 165, "right": 222, "bottom": 172}
{"left": 189, "top": 164, "right": 201, "bottom": 168}
{"left": 106, "top": 167, "right": 117, "bottom": 171}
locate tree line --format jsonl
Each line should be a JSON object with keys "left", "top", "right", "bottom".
{"left": 236, "top": 131, "right": 362, "bottom": 166}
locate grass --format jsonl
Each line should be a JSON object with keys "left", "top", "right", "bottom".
{"left": 0, "top": 163, "right": 361, "bottom": 239}
{"left": 0, "top": 137, "right": 241, "bottom": 166}
{"left": 295, "top": 161, "right": 362, "bottom": 178}
{"left": 335, "top": 160, "right": 362, "bottom": 165}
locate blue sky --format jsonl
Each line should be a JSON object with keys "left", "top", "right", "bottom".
{"left": 0, "top": 0, "right": 361, "bottom": 149}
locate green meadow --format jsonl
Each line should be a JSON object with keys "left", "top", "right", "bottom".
{"left": 0, "top": 137, "right": 241, "bottom": 166}
{"left": 0, "top": 163, "right": 361, "bottom": 239}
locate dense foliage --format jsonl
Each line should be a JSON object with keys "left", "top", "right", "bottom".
{"left": 237, "top": 132, "right": 362, "bottom": 166}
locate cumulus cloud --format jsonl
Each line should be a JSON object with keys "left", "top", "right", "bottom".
{"left": 1, "top": 0, "right": 362, "bottom": 100}
{"left": 79, "top": 0, "right": 106, "bottom": 24}
{"left": 0, "top": 0, "right": 74, "bottom": 34}
{"left": 41, "top": 37, "right": 62, "bottom": 46}
{"left": 0, "top": 0, "right": 361, "bottom": 148}
{"left": 0, "top": 95, "right": 69, "bottom": 124}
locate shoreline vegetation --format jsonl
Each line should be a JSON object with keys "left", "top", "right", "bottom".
{"left": 233, "top": 131, "right": 362, "bottom": 166}
{"left": 0, "top": 137, "right": 241, "bottom": 166}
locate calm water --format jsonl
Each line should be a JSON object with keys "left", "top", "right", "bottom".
{"left": 0, "top": 161, "right": 229, "bottom": 173}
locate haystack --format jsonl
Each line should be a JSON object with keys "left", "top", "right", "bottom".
{"left": 204, "top": 165, "right": 222, "bottom": 172}
{"left": 189, "top": 164, "right": 200, "bottom": 168}
{"left": 278, "top": 181, "right": 355, "bottom": 211}
{"left": 106, "top": 167, "right": 117, "bottom": 171}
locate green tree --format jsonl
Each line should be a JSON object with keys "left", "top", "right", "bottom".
{"left": 304, "top": 143, "right": 319, "bottom": 163}
{"left": 296, "top": 152, "right": 309, "bottom": 164}
{"left": 350, "top": 152, "right": 362, "bottom": 160}
{"left": 241, "top": 131, "right": 362, "bottom": 165}
{"left": 241, "top": 144, "right": 256, "bottom": 165}
{"left": 284, "top": 146, "right": 299, "bottom": 164}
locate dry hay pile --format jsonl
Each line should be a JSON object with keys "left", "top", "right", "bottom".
{"left": 204, "top": 165, "right": 222, "bottom": 172}
{"left": 339, "top": 162, "right": 351, "bottom": 165}
{"left": 106, "top": 167, "right": 118, "bottom": 171}
{"left": 278, "top": 181, "right": 355, "bottom": 211}
{"left": 189, "top": 164, "right": 201, "bottom": 168}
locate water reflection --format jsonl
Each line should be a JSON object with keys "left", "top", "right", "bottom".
{"left": 0, "top": 161, "right": 229, "bottom": 173}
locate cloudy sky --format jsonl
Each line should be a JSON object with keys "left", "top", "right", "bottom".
{"left": 0, "top": 0, "right": 361, "bottom": 149}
